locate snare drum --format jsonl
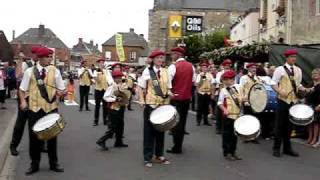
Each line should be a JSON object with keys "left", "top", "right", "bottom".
{"left": 289, "top": 104, "right": 314, "bottom": 126}
{"left": 33, "top": 113, "right": 65, "bottom": 140}
{"left": 149, "top": 105, "right": 178, "bottom": 132}
{"left": 234, "top": 115, "right": 261, "bottom": 141}
{"left": 249, "top": 84, "right": 278, "bottom": 113}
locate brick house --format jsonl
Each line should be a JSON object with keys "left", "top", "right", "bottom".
{"left": 102, "top": 28, "right": 148, "bottom": 65}
{"left": 11, "top": 24, "right": 70, "bottom": 71}
{"left": 70, "top": 38, "right": 102, "bottom": 70}
{"left": 0, "top": 31, "right": 14, "bottom": 63}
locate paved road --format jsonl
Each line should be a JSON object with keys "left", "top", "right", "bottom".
{"left": 9, "top": 96, "right": 320, "bottom": 180}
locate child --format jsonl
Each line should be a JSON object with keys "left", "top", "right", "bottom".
{"left": 67, "top": 78, "right": 75, "bottom": 103}
{"left": 218, "top": 70, "right": 242, "bottom": 161}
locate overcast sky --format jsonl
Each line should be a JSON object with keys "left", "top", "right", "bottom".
{"left": 0, "top": 0, "right": 153, "bottom": 49}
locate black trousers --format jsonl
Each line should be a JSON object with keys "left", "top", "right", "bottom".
{"left": 196, "top": 93, "right": 210, "bottom": 124}
{"left": 97, "top": 107, "right": 125, "bottom": 145}
{"left": 222, "top": 118, "right": 238, "bottom": 156}
{"left": 143, "top": 105, "right": 164, "bottom": 162}
{"left": 215, "top": 96, "right": 222, "bottom": 131}
{"left": 273, "top": 100, "right": 294, "bottom": 152}
{"left": 94, "top": 89, "right": 108, "bottom": 124}
{"left": 191, "top": 85, "right": 196, "bottom": 111}
{"left": 260, "top": 112, "right": 275, "bottom": 138}
{"left": 28, "top": 109, "right": 58, "bottom": 167}
{"left": 11, "top": 97, "right": 29, "bottom": 148}
{"left": 79, "top": 85, "right": 90, "bottom": 110}
{"left": 170, "top": 100, "right": 190, "bottom": 152}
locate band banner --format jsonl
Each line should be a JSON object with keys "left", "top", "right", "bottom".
{"left": 115, "top": 33, "right": 126, "bottom": 62}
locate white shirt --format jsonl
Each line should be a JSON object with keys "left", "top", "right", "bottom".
{"left": 271, "top": 63, "right": 302, "bottom": 86}
{"left": 92, "top": 69, "right": 114, "bottom": 85}
{"left": 195, "top": 72, "right": 216, "bottom": 84}
{"left": 239, "top": 73, "right": 259, "bottom": 87}
{"left": 22, "top": 60, "right": 36, "bottom": 72}
{"left": 78, "top": 67, "right": 93, "bottom": 78}
{"left": 167, "top": 58, "right": 196, "bottom": 83}
{"left": 0, "top": 70, "right": 5, "bottom": 90}
{"left": 258, "top": 76, "right": 273, "bottom": 86}
{"left": 20, "top": 64, "right": 65, "bottom": 91}
{"left": 217, "top": 84, "right": 241, "bottom": 106}
{"left": 103, "top": 84, "right": 118, "bottom": 102}
{"left": 215, "top": 70, "right": 225, "bottom": 85}
{"left": 138, "top": 66, "right": 172, "bottom": 89}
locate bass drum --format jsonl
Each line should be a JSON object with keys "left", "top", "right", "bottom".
{"left": 150, "top": 105, "right": 178, "bottom": 132}
{"left": 289, "top": 104, "right": 314, "bottom": 126}
{"left": 248, "top": 83, "right": 278, "bottom": 113}
{"left": 33, "top": 113, "right": 65, "bottom": 140}
{"left": 234, "top": 115, "right": 261, "bottom": 141}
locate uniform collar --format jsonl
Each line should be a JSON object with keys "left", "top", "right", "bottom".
{"left": 177, "top": 58, "right": 185, "bottom": 62}
{"left": 36, "top": 63, "right": 48, "bottom": 71}
{"left": 153, "top": 66, "right": 161, "bottom": 72}
{"left": 285, "top": 63, "right": 294, "bottom": 69}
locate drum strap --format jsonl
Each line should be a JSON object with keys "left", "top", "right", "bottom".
{"left": 33, "top": 67, "right": 56, "bottom": 104}
{"left": 226, "top": 87, "right": 241, "bottom": 109}
{"left": 149, "top": 67, "right": 167, "bottom": 98}
{"left": 248, "top": 75, "right": 256, "bottom": 83}
{"left": 283, "top": 66, "right": 298, "bottom": 97}
{"left": 26, "top": 61, "right": 33, "bottom": 68}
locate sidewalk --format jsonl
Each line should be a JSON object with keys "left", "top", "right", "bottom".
{"left": 0, "top": 99, "right": 17, "bottom": 177}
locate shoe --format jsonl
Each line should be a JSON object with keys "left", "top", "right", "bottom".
{"left": 93, "top": 122, "right": 98, "bottom": 126}
{"left": 232, "top": 154, "right": 242, "bottom": 160}
{"left": 197, "top": 123, "right": 200, "bottom": 126}
{"left": 96, "top": 141, "right": 109, "bottom": 150}
{"left": 41, "top": 146, "right": 48, "bottom": 153}
{"left": 50, "top": 165, "right": 64, "bottom": 172}
{"left": 144, "top": 161, "right": 153, "bottom": 168}
{"left": 114, "top": 143, "right": 128, "bottom": 148}
{"left": 79, "top": 109, "right": 83, "bottom": 112}
{"left": 127, "top": 108, "right": 133, "bottom": 111}
{"left": 204, "top": 123, "right": 212, "bottom": 126}
{"left": 1, "top": 107, "right": 7, "bottom": 109}
{"left": 184, "top": 131, "right": 190, "bottom": 135}
{"left": 166, "top": 148, "right": 182, "bottom": 154}
{"left": 251, "top": 140, "right": 260, "bottom": 144}
{"left": 86, "top": 108, "right": 91, "bottom": 111}
{"left": 10, "top": 146, "right": 19, "bottom": 156}
{"left": 273, "top": 151, "right": 281, "bottom": 157}
{"left": 216, "top": 129, "right": 222, "bottom": 135}
{"left": 25, "top": 166, "right": 39, "bottom": 175}
{"left": 224, "top": 154, "right": 236, "bottom": 161}
{"left": 283, "top": 150, "right": 299, "bottom": 157}
{"left": 153, "top": 156, "right": 170, "bottom": 165}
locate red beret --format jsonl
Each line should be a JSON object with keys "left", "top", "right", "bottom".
{"left": 221, "top": 70, "right": 236, "bottom": 79}
{"left": 284, "top": 49, "right": 298, "bottom": 57}
{"left": 31, "top": 46, "right": 41, "bottom": 54}
{"left": 111, "top": 63, "right": 122, "bottom": 69}
{"left": 148, "top": 50, "right": 165, "bottom": 59}
{"left": 221, "top": 59, "right": 232, "bottom": 66}
{"left": 171, "top": 47, "right": 185, "bottom": 55}
{"left": 124, "top": 65, "right": 130, "bottom": 70}
{"left": 200, "top": 62, "right": 209, "bottom": 67}
{"left": 81, "top": 60, "right": 87, "bottom": 65}
{"left": 112, "top": 70, "right": 123, "bottom": 78}
{"left": 96, "top": 58, "right": 105, "bottom": 63}
{"left": 246, "top": 63, "right": 257, "bottom": 69}
{"left": 36, "top": 47, "right": 53, "bottom": 58}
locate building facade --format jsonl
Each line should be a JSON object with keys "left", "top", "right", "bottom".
{"left": 149, "top": 0, "right": 260, "bottom": 51}
{"left": 230, "top": 9, "right": 260, "bottom": 45}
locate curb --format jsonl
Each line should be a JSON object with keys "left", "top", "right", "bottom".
{"left": 0, "top": 113, "right": 17, "bottom": 178}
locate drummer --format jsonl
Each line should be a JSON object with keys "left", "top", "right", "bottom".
{"left": 271, "top": 49, "right": 310, "bottom": 157}
{"left": 96, "top": 70, "right": 128, "bottom": 150}
{"left": 195, "top": 61, "right": 215, "bottom": 126}
{"left": 138, "top": 49, "right": 173, "bottom": 168}
{"left": 239, "top": 63, "right": 261, "bottom": 144}
{"left": 19, "top": 47, "right": 65, "bottom": 175}
{"left": 218, "top": 70, "right": 242, "bottom": 161}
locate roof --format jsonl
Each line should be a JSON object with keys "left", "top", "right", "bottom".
{"left": 0, "top": 31, "right": 14, "bottom": 62}
{"left": 155, "top": 0, "right": 259, "bottom": 11}
{"left": 102, "top": 32, "right": 147, "bottom": 47}
{"left": 11, "top": 25, "right": 68, "bottom": 49}
{"left": 72, "top": 41, "right": 101, "bottom": 55}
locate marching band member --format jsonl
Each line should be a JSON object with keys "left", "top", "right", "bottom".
{"left": 138, "top": 50, "right": 172, "bottom": 168}
{"left": 167, "top": 47, "right": 195, "bottom": 154}
{"left": 215, "top": 59, "right": 233, "bottom": 134}
{"left": 93, "top": 58, "right": 113, "bottom": 126}
{"left": 19, "top": 47, "right": 65, "bottom": 175}
{"left": 271, "top": 49, "right": 309, "bottom": 157}
{"left": 195, "top": 62, "right": 215, "bottom": 126}
{"left": 96, "top": 70, "right": 128, "bottom": 150}
{"left": 10, "top": 46, "right": 40, "bottom": 156}
{"left": 218, "top": 70, "right": 242, "bottom": 161}
{"left": 78, "top": 60, "right": 93, "bottom": 111}
{"left": 127, "top": 67, "right": 136, "bottom": 111}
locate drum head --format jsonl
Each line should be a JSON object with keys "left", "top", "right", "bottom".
{"left": 249, "top": 84, "right": 268, "bottom": 113}
{"left": 33, "top": 113, "right": 61, "bottom": 132}
{"left": 290, "top": 104, "right": 314, "bottom": 119}
{"left": 150, "top": 105, "right": 177, "bottom": 124}
{"left": 234, "top": 115, "right": 260, "bottom": 136}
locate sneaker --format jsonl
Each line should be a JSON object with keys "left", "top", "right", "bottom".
{"left": 144, "top": 161, "right": 153, "bottom": 168}
{"left": 224, "top": 154, "right": 236, "bottom": 161}
{"left": 153, "top": 156, "right": 170, "bottom": 165}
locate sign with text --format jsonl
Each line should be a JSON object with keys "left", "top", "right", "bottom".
{"left": 186, "top": 16, "right": 203, "bottom": 33}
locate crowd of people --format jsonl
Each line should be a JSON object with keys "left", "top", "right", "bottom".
{"left": 5, "top": 45, "right": 320, "bottom": 175}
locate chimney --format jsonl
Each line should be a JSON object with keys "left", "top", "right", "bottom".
{"left": 12, "top": 30, "right": 15, "bottom": 40}
{"left": 78, "top": 38, "right": 83, "bottom": 44}
{"left": 39, "top": 24, "right": 45, "bottom": 37}
{"left": 90, "top": 40, "right": 93, "bottom": 46}
{"left": 95, "top": 43, "right": 98, "bottom": 48}
{"left": 139, "top": 34, "right": 144, "bottom": 38}
{"left": 129, "top": 28, "right": 134, "bottom": 33}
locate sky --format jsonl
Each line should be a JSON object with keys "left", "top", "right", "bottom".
{"left": 0, "top": 0, "right": 154, "bottom": 49}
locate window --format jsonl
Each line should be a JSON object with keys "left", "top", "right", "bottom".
{"left": 105, "top": 51, "right": 111, "bottom": 60}
{"left": 317, "top": 0, "right": 320, "bottom": 15}
{"left": 129, "top": 51, "right": 137, "bottom": 61}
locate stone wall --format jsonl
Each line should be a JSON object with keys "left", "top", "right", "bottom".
{"left": 102, "top": 45, "right": 144, "bottom": 63}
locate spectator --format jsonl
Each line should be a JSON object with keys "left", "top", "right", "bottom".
{"left": 6, "top": 62, "right": 17, "bottom": 99}
{"left": 0, "top": 65, "right": 6, "bottom": 109}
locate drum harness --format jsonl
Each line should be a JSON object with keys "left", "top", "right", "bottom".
{"left": 33, "top": 67, "right": 57, "bottom": 104}
{"left": 226, "top": 86, "right": 243, "bottom": 116}
{"left": 148, "top": 67, "right": 168, "bottom": 107}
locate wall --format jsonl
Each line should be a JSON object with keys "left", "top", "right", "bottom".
{"left": 102, "top": 45, "right": 144, "bottom": 63}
